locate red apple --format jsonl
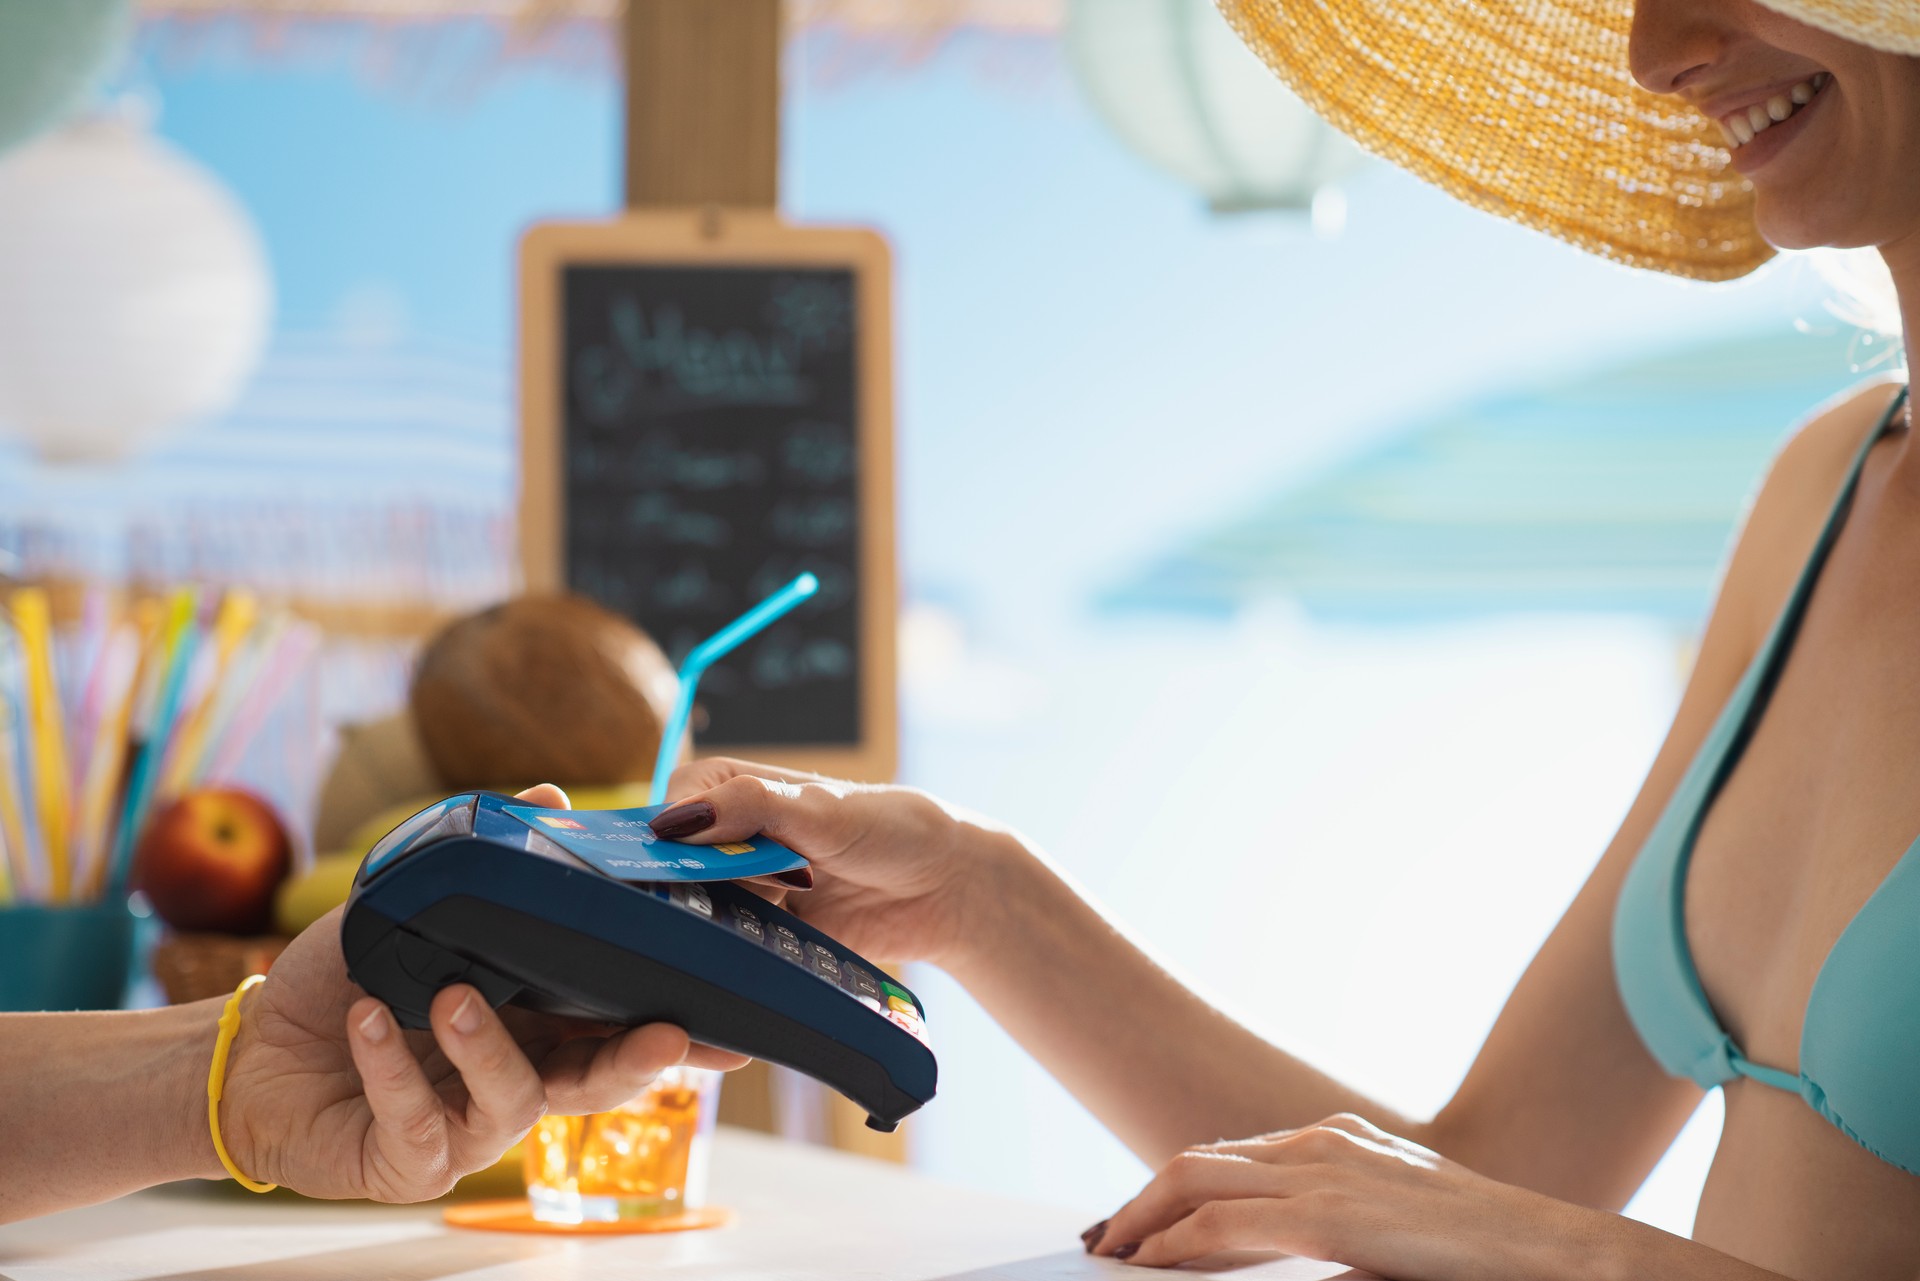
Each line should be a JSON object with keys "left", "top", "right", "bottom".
{"left": 134, "top": 789, "right": 293, "bottom": 935}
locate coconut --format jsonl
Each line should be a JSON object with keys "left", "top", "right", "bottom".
{"left": 410, "top": 593, "right": 679, "bottom": 788}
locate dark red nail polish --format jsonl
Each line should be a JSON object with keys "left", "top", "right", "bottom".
{"left": 1114, "top": 1242, "right": 1140, "bottom": 1261}
{"left": 650, "top": 801, "right": 715, "bottom": 840}
{"left": 1081, "top": 1220, "right": 1108, "bottom": 1251}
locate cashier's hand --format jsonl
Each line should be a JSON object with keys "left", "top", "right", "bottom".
{"left": 217, "top": 784, "right": 748, "bottom": 1204}
{"left": 662, "top": 759, "right": 999, "bottom": 969}
{"left": 1086, "top": 1113, "right": 1597, "bottom": 1276}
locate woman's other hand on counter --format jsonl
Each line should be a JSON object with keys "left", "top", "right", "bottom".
{"left": 1082, "top": 1112, "right": 1779, "bottom": 1281}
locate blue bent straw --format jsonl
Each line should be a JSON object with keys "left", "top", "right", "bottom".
{"left": 649, "top": 572, "right": 819, "bottom": 804}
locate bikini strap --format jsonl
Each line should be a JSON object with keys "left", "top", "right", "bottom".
{"left": 1786, "top": 383, "right": 1909, "bottom": 623}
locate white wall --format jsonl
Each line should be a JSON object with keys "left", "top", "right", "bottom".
{"left": 898, "top": 608, "right": 1722, "bottom": 1234}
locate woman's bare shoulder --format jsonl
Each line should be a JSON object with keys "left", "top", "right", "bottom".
{"left": 1717, "top": 375, "right": 1906, "bottom": 640}
{"left": 1771, "top": 375, "right": 1905, "bottom": 491}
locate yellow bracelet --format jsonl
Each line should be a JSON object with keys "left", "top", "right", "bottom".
{"left": 207, "top": 974, "right": 277, "bottom": 1193}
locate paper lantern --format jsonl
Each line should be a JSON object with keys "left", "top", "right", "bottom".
{"left": 0, "top": 110, "right": 272, "bottom": 462}
{"left": 0, "top": 0, "right": 134, "bottom": 157}
{"left": 1066, "top": 0, "right": 1364, "bottom": 222}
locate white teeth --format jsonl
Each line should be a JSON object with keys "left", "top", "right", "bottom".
{"left": 1719, "top": 76, "right": 1824, "bottom": 148}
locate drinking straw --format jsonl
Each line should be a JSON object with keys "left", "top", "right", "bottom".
{"left": 649, "top": 572, "right": 819, "bottom": 804}
{"left": 183, "top": 611, "right": 285, "bottom": 792}
{"left": 158, "top": 591, "right": 257, "bottom": 799}
{"left": 65, "top": 586, "right": 110, "bottom": 781}
{"left": 106, "top": 589, "right": 200, "bottom": 895}
{"left": 73, "top": 627, "right": 142, "bottom": 900}
{"left": 78, "top": 600, "right": 161, "bottom": 899}
{"left": 12, "top": 589, "right": 72, "bottom": 901}
{"left": 200, "top": 621, "right": 321, "bottom": 788}
{"left": 0, "top": 629, "right": 32, "bottom": 900}
{"left": 0, "top": 625, "right": 40, "bottom": 900}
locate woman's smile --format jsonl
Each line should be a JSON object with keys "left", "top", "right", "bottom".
{"left": 1710, "top": 71, "right": 1834, "bottom": 174}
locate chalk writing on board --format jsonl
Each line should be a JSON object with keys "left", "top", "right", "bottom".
{"left": 561, "top": 265, "right": 862, "bottom": 747}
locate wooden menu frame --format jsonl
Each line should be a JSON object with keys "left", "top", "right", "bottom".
{"left": 518, "top": 210, "right": 898, "bottom": 784}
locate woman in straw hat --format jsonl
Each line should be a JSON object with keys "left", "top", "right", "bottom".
{"left": 647, "top": 0, "right": 1920, "bottom": 1276}
{"left": 2, "top": 3, "right": 1912, "bottom": 1275}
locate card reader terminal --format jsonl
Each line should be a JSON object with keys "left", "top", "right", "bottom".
{"left": 341, "top": 792, "right": 935, "bottom": 1131}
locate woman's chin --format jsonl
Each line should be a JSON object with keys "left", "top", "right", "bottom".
{"left": 1751, "top": 189, "right": 1888, "bottom": 255}
{"left": 1751, "top": 208, "right": 1858, "bottom": 254}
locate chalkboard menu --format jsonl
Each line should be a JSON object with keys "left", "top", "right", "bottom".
{"left": 564, "top": 263, "right": 859, "bottom": 744}
{"left": 520, "top": 215, "right": 897, "bottom": 782}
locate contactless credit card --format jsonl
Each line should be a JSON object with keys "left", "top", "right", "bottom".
{"left": 501, "top": 804, "right": 813, "bottom": 887}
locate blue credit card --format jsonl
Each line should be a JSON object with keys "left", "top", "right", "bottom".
{"left": 500, "top": 803, "right": 812, "bottom": 887}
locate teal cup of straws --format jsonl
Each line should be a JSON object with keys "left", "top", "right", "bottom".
{"left": 0, "top": 900, "right": 139, "bottom": 1011}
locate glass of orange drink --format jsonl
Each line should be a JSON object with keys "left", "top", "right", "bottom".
{"left": 524, "top": 1067, "right": 722, "bottom": 1223}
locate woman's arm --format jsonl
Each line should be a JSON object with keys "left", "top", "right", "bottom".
{"left": 954, "top": 830, "right": 1418, "bottom": 1161}
{"left": 662, "top": 380, "right": 1904, "bottom": 1194}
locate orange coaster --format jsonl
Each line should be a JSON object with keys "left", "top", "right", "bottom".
{"left": 444, "top": 1199, "right": 734, "bottom": 1235}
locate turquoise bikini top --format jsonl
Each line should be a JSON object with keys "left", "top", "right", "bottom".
{"left": 1613, "top": 386, "right": 1920, "bottom": 1177}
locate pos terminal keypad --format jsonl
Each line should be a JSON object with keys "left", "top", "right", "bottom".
{"left": 644, "top": 881, "right": 929, "bottom": 1047}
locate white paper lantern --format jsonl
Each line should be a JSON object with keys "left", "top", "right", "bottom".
{"left": 1067, "top": 0, "right": 1365, "bottom": 222}
{"left": 0, "top": 109, "right": 273, "bottom": 461}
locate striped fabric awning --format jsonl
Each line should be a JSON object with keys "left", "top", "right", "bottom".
{"left": 1102, "top": 327, "right": 1884, "bottom": 625}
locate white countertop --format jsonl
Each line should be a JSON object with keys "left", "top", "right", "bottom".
{"left": 0, "top": 1127, "right": 1356, "bottom": 1281}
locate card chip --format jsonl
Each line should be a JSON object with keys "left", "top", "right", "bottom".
{"left": 712, "top": 842, "right": 755, "bottom": 855}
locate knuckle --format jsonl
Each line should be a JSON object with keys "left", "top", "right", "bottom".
{"left": 738, "top": 774, "right": 797, "bottom": 803}
{"left": 472, "top": 1044, "right": 518, "bottom": 1090}
{"left": 472, "top": 1034, "right": 520, "bottom": 1081}
{"left": 397, "top": 1101, "right": 443, "bottom": 1151}
{"left": 668, "top": 757, "right": 741, "bottom": 792}
{"left": 1290, "top": 1126, "right": 1340, "bottom": 1158}
{"left": 898, "top": 789, "right": 955, "bottom": 838}
{"left": 1188, "top": 1200, "right": 1231, "bottom": 1234}
{"left": 703, "top": 774, "right": 772, "bottom": 817}
{"left": 665, "top": 764, "right": 712, "bottom": 793}
{"left": 1166, "top": 1150, "right": 1208, "bottom": 1183}
{"left": 510, "top": 1093, "right": 550, "bottom": 1138}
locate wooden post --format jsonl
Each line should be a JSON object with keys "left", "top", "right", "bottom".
{"left": 611, "top": 0, "right": 910, "bottom": 1166}
{"left": 623, "top": 0, "right": 781, "bottom": 210}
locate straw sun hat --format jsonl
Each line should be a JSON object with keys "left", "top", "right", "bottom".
{"left": 1216, "top": 0, "right": 1920, "bottom": 281}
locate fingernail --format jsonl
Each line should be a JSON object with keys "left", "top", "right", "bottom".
{"left": 1080, "top": 1220, "right": 1108, "bottom": 1252}
{"left": 650, "top": 801, "right": 715, "bottom": 840}
{"left": 359, "top": 1005, "right": 391, "bottom": 1043}
{"left": 1114, "top": 1242, "right": 1140, "bottom": 1261}
{"left": 451, "top": 992, "right": 482, "bottom": 1035}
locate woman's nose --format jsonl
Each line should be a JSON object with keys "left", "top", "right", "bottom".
{"left": 1628, "top": 0, "right": 1729, "bottom": 95}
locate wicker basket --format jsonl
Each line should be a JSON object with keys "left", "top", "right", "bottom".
{"left": 151, "top": 932, "right": 290, "bottom": 1005}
